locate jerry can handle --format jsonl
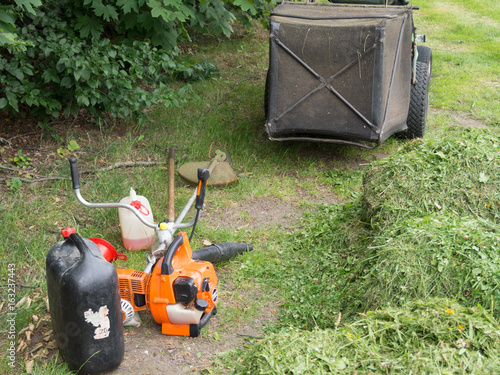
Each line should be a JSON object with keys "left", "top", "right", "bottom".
{"left": 117, "top": 253, "right": 128, "bottom": 261}
{"left": 67, "top": 232, "right": 101, "bottom": 266}
{"left": 160, "top": 234, "right": 184, "bottom": 275}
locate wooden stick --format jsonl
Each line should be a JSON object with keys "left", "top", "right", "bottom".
{"left": 1, "top": 161, "right": 165, "bottom": 184}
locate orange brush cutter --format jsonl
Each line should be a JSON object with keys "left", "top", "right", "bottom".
{"left": 117, "top": 232, "right": 217, "bottom": 337}
{"left": 68, "top": 157, "right": 218, "bottom": 337}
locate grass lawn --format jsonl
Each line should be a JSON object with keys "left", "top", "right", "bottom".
{"left": 1, "top": 0, "right": 499, "bottom": 373}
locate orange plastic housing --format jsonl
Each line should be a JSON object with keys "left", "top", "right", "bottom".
{"left": 147, "top": 232, "right": 218, "bottom": 336}
{"left": 116, "top": 269, "right": 149, "bottom": 311}
{"left": 116, "top": 232, "right": 218, "bottom": 336}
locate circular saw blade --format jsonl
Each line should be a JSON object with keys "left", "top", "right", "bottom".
{"left": 177, "top": 160, "right": 237, "bottom": 186}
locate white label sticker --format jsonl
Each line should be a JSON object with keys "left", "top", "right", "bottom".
{"left": 84, "top": 305, "right": 111, "bottom": 340}
{"left": 212, "top": 288, "right": 218, "bottom": 303}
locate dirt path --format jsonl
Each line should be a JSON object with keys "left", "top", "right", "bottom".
{"left": 110, "top": 278, "right": 276, "bottom": 375}
{"left": 108, "top": 184, "right": 342, "bottom": 375}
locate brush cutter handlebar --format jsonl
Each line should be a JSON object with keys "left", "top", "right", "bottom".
{"left": 69, "top": 157, "right": 157, "bottom": 229}
{"left": 69, "top": 157, "right": 81, "bottom": 190}
{"left": 68, "top": 158, "right": 204, "bottom": 233}
{"left": 195, "top": 168, "right": 210, "bottom": 210}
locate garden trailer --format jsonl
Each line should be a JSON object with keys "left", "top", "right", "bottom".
{"left": 264, "top": 1, "right": 431, "bottom": 148}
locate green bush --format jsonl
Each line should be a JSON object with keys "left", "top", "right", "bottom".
{"left": 0, "top": 0, "right": 273, "bottom": 125}
{"left": 0, "top": 0, "right": 41, "bottom": 51}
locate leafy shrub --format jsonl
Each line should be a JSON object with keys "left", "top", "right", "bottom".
{"left": 0, "top": 0, "right": 273, "bottom": 125}
{"left": 0, "top": 0, "right": 41, "bottom": 51}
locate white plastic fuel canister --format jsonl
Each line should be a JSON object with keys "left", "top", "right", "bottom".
{"left": 118, "top": 188, "right": 155, "bottom": 250}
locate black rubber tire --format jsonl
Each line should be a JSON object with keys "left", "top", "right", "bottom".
{"left": 399, "top": 60, "right": 431, "bottom": 139}
{"left": 264, "top": 69, "right": 270, "bottom": 119}
{"left": 417, "top": 45, "right": 432, "bottom": 75}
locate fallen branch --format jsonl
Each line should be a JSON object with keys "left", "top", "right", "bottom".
{"left": 7, "top": 131, "right": 43, "bottom": 142}
{"left": 0, "top": 165, "right": 17, "bottom": 172}
{"left": 19, "top": 177, "right": 70, "bottom": 182}
{"left": 0, "top": 175, "right": 70, "bottom": 183}
{"left": 0, "top": 284, "right": 37, "bottom": 289}
{"left": 0, "top": 167, "right": 71, "bottom": 182}
{"left": 80, "top": 161, "right": 165, "bottom": 174}
{"left": 1, "top": 161, "right": 165, "bottom": 184}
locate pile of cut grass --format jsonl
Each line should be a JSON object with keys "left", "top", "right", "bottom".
{"left": 344, "top": 129, "right": 500, "bottom": 317}
{"left": 362, "top": 129, "right": 500, "bottom": 227}
{"left": 247, "top": 129, "right": 500, "bottom": 333}
{"left": 341, "top": 214, "right": 500, "bottom": 318}
{"left": 231, "top": 299, "right": 500, "bottom": 374}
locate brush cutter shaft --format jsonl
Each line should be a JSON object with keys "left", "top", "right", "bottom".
{"left": 175, "top": 191, "right": 197, "bottom": 225}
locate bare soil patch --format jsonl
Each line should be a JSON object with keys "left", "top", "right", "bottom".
{"left": 449, "top": 111, "right": 489, "bottom": 129}
{"left": 204, "top": 183, "right": 340, "bottom": 232}
{"left": 108, "top": 275, "right": 277, "bottom": 375}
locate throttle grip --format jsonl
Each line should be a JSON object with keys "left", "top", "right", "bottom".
{"left": 195, "top": 168, "right": 210, "bottom": 210}
{"left": 68, "top": 157, "right": 80, "bottom": 190}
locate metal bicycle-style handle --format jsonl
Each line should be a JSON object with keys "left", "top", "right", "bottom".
{"left": 69, "top": 157, "right": 158, "bottom": 229}
{"left": 68, "top": 158, "right": 210, "bottom": 232}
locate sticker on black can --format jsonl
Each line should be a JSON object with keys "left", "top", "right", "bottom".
{"left": 84, "top": 305, "right": 111, "bottom": 339}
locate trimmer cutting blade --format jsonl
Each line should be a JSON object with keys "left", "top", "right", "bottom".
{"left": 177, "top": 149, "right": 237, "bottom": 186}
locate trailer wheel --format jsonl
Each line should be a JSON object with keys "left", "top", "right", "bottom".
{"left": 417, "top": 45, "right": 432, "bottom": 70}
{"left": 398, "top": 60, "right": 431, "bottom": 139}
{"left": 264, "top": 70, "right": 270, "bottom": 119}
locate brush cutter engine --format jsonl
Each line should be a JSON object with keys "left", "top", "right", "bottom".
{"left": 117, "top": 232, "right": 218, "bottom": 337}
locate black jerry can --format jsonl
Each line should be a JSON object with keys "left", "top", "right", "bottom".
{"left": 46, "top": 232, "right": 124, "bottom": 374}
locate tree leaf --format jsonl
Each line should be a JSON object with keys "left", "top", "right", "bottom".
{"left": 76, "top": 16, "right": 104, "bottom": 39}
{"left": 14, "top": 0, "right": 42, "bottom": 15}
{"left": 93, "top": 2, "right": 119, "bottom": 21}
{"left": 60, "top": 76, "right": 72, "bottom": 88}
{"left": 118, "top": 0, "right": 139, "bottom": 14}
{"left": 68, "top": 140, "right": 80, "bottom": 152}
{"left": 0, "top": 11, "right": 16, "bottom": 25}
{"left": 233, "top": 0, "right": 257, "bottom": 15}
{"left": 148, "top": 0, "right": 171, "bottom": 22}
